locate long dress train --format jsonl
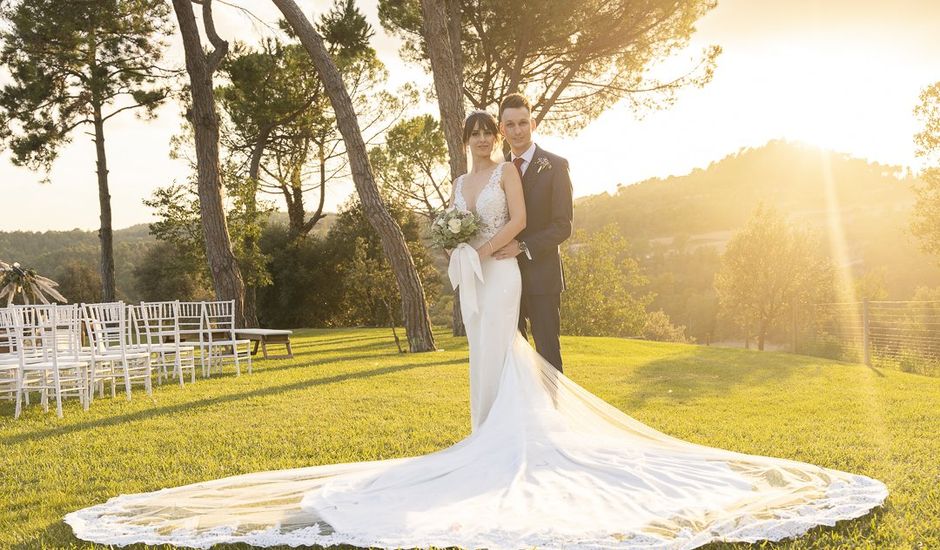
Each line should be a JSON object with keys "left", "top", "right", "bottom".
{"left": 65, "top": 164, "right": 886, "bottom": 549}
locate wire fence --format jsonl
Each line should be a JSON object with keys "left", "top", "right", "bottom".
{"left": 798, "top": 300, "right": 940, "bottom": 376}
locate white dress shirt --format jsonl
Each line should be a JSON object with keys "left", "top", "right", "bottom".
{"left": 511, "top": 142, "right": 537, "bottom": 176}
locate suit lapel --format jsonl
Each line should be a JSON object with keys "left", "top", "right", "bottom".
{"left": 522, "top": 144, "right": 543, "bottom": 187}
{"left": 507, "top": 144, "right": 544, "bottom": 187}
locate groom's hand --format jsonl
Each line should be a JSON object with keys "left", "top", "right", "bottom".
{"left": 494, "top": 240, "right": 522, "bottom": 260}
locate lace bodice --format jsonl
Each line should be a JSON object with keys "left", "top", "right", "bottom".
{"left": 453, "top": 163, "right": 509, "bottom": 243}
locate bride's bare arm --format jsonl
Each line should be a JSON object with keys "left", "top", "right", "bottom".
{"left": 477, "top": 163, "right": 526, "bottom": 258}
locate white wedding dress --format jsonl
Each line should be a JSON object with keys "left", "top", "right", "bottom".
{"left": 66, "top": 163, "right": 887, "bottom": 549}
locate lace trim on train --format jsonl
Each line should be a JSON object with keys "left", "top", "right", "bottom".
{"left": 66, "top": 473, "right": 886, "bottom": 550}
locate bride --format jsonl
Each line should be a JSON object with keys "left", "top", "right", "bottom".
{"left": 66, "top": 111, "right": 887, "bottom": 549}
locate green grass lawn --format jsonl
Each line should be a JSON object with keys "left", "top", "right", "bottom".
{"left": 1, "top": 328, "right": 938, "bottom": 549}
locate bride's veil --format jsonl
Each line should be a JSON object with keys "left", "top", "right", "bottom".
{"left": 66, "top": 331, "right": 886, "bottom": 549}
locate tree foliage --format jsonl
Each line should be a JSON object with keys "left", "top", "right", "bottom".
{"left": 714, "top": 205, "right": 833, "bottom": 350}
{"left": 560, "top": 225, "right": 651, "bottom": 337}
{"left": 273, "top": 0, "right": 438, "bottom": 351}
{"left": 327, "top": 197, "right": 442, "bottom": 327}
{"left": 0, "top": 0, "right": 172, "bottom": 170}
{"left": 217, "top": 0, "right": 397, "bottom": 241}
{"left": 55, "top": 260, "right": 102, "bottom": 305}
{"left": 380, "top": 0, "right": 720, "bottom": 132}
{"left": 133, "top": 242, "right": 213, "bottom": 302}
{"left": 256, "top": 228, "right": 342, "bottom": 329}
{"left": 142, "top": 172, "right": 273, "bottom": 293}
{"left": 641, "top": 310, "right": 691, "bottom": 343}
{"left": 370, "top": 114, "right": 450, "bottom": 219}
{"left": 912, "top": 83, "right": 940, "bottom": 261}
{"left": 256, "top": 198, "right": 441, "bottom": 330}
{"left": 0, "top": 0, "right": 174, "bottom": 301}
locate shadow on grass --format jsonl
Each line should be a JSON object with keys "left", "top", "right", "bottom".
{"left": 286, "top": 338, "right": 411, "bottom": 357}
{"left": 300, "top": 333, "right": 398, "bottom": 347}
{"left": 255, "top": 351, "right": 407, "bottom": 375}
{"left": 293, "top": 327, "right": 458, "bottom": 350}
{"left": 1, "top": 357, "right": 466, "bottom": 446}
{"left": 282, "top": 331, "right": 463, "bottom": 358}
{"left": 866, "top": 363, "right": 887, "bottom": 378}
{"left": 617, "top": 346, "right": 833, "bottom": 409}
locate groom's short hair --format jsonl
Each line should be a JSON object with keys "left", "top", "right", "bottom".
{"left": 499, "top": 93, "right": 531, "bottom": 120}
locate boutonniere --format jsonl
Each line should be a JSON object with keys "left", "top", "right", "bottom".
{"left": 535, "top": 156, "right": 552, "bottom": 174}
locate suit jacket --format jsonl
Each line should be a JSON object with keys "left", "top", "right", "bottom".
{"left": 507, "top": 144, "right": 573, "bottom": 295}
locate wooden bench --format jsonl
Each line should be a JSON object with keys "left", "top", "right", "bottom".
{"left": 233, "top": 329, "right": 293, "bottom": 359}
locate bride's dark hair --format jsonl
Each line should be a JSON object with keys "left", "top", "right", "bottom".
{"left": 462, "top": 110, "right": 500, "bottom": 145}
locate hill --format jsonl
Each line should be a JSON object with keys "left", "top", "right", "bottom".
{"left": 0, "top": 213, "right": 336, "bottom": 302}
{"left": 573, "top": 140, "right": 940, "bottom": 339}
{"left": 0, "top": 224, "right": 156, "bottom": 301}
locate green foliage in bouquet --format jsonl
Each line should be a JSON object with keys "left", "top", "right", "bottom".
{"left": 430, "top": 209, "right": 481, "bottom": 249}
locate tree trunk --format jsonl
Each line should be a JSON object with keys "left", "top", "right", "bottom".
{"left": 273, "top": 0, "right": 435, "bottom": 352}
{"left": 244, "top": 286, "right": 259, "bottom": 327}
{"left": 446, "top": 0, "right": 462, "bottom": 81}
{"left": 91, "top": 105, "right": 116, "bottom": 302}
{"left": 420, "top": 0, "right": 468, "bottom": 336}
{"left": 172, "top": 0, "right": 247, "bottom": 327}
{"left": 287, "top": 164, "right": 306, "bottom": 240}
{"left": 242, "top": 129, "right": 269, "bottom": 328}
{"left": 421, "top": 0, "right": 466, "bottom": 182}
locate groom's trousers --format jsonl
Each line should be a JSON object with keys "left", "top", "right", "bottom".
{"left": 519, "top": 293, "right": 563, "bottom": 373}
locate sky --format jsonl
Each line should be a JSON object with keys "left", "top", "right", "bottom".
{"left": 2, "top": 0, "right": 940, "bottom": 232}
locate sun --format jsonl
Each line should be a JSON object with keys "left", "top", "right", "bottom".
{"left": 764, "top": 41, "right": 918, "bottom": 164}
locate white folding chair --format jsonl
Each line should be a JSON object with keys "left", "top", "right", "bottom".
{"left": 202, "top": 300, "right": 252, "bottom": 377}
{"left": 5, "top": 304, "right": 89, "bottom": 419}
{"left": 0, "top": 306, "right": 43, "bottom": 407}
{"left": 83, "top": 302, "right": 152, "bottom": 401}
{"left": 135, "top": 301, "right": 196, "bottom": 385}
{"left": 0, "top": 307, "right": 20, "bottom": 401}
{"left": 177, "top": 301, "right": 209, "bottom": 377}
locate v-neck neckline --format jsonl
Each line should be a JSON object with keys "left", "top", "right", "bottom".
{"left": 460, "top": 164, "right": 500, "bottom": 215}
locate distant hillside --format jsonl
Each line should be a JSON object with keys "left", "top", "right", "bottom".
{"left": 0, "top": 224, "right": 156, "bottom": 301}
{"left": 574, "top": 140, "right": 940, "bottom": 300}
{"left": 0, "top": 212, "right": 337, "bottom": 301}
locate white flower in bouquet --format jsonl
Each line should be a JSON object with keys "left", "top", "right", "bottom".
{"left": 430, "top": 208, "right": 481, "bottom": 249}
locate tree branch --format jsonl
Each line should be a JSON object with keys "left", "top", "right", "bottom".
{"left": 193, "top": 0, "right": 229, "bottom": 73}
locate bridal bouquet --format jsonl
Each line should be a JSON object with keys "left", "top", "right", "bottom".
{"left": 430, "top": 208, "right": 480, "bottom": 249}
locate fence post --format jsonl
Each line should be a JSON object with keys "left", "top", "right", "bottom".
{"left": 791, "top": 304, "right": 798, "bottom": 353}
{"left": 862, "top": 299, "right": 871, "bottom": 366}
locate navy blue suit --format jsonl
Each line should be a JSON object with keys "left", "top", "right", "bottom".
{"left": 508, "top": 144, "right": 573, "bottom": 372}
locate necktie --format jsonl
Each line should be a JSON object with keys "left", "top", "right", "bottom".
{"left": 513, "top": 157, "right": 525, "bottom": 179}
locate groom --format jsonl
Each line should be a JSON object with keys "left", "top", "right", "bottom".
{"left": 493, "top": 93, "right": 573, "bottom": 373}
